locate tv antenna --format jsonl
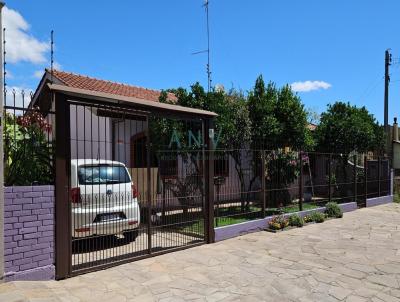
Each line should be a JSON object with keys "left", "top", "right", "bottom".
{"left": 50, "top": 30, "right": 54, "bottom": 83}
{"left": 192, "top": 0, "right": 212, "bottom": 92}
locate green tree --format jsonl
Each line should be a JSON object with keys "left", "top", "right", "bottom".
{"left": 315, "top": 102, "right": 385, "bottom": 195}
{"left": 151, "top": 83, "right": 252, "bottom": 212}
{"left": 247, "top": 75, "right": 313, "bottom": 150}
{"left": 315, "top": 102, "right": 385, "bottom": 154}
{"left": 247, "top": 76, "right": 313, "bottom": 206}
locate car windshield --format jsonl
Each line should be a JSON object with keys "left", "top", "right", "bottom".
{"left": 78, "top": 165, "right": 130, "bottom": 185}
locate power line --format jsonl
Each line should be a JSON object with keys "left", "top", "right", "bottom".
{"left": 355, "top": 74, "right": 384, "bottom": 103}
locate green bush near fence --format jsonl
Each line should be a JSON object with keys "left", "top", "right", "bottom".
{"left": 4, "top": 110, "right": 53, "bottom": 186}
{"left": 325, "top": 202, "right": 343, "bottom": 218}
{"left": 288, "top": 214, "right": 304, "bottom": 227}
{"left": 309, "top": 211, "right": 325, "bottom": 223}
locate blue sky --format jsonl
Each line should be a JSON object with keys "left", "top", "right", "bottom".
{"left": 4, "top": 0, "right": 400, "bottom": 124}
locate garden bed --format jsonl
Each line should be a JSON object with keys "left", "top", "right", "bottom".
{"left": 215, "top": 201, "right": 357, "bottom": 241}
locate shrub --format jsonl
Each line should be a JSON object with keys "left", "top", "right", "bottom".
{"left": 303, "top": 215, "right": 313, "bottom": 223}
{"left": 325, "top": 202, "right": 343, "bottom": 218}
{"left": 288, "top": 214, "right": 304, "bottom": 227}
{"left": 268, "top": 215, "right": 289, "bottom": 230}
{"left": 4, "top": 110, "right": 53, "bottom": 186}
{"left": 310, "top": 211, "right": 325, "bottom": 223}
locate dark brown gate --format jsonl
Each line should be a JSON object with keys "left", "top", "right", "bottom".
{"left": 54, "top": 91, "right": 216, "bottom": 279}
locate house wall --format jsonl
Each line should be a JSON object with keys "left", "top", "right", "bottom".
{"left": 70, "top": 105, "right": 112, "bottom": 160}
{"left": 114, "top": 119, "right": 146, "bottom": 167}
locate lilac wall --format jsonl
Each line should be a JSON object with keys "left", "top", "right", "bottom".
{"left": 366, "top": 195, "right": 393, "bottom": 207}
{"left": 4, "top": 185, "right": 55, "bottom": 281}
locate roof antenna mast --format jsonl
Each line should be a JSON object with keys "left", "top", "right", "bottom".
{"left": 50, "top": 30, "right": 54, "bottom": 83}
{"left": 205, "top": 0, "right": 211, "bottom": 92}
{"left": 192, "top": 0, "right": 212, "bottom": 92}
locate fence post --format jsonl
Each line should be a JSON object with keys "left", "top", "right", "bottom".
{"left": 328, "top": 153, "right": 332, "bottom": 203}
{"left": 298, "top": 151, "right": 303, "bottom": 211}
{"left": 55, "top": 93, "right": 71, "bottom": 279}
{"left": 0, "top": 3, "right": 5, "bottom": 280}
{"left": 145, "top": 117, "right": 152, "bottom": 254}
{"left": 261, "top": 150, "right": 266, "bottom": 217}
{"left": 204, "top": 118, "right": 215, "bottom": 243}
{"left": 378, "top": 156, "right": 381, "bottom": 197}
{"left": 353, "top": 154, "right": 357, "bottom": 204}
{"left": 364, "top": 155, "right": 368, "bottom": 203}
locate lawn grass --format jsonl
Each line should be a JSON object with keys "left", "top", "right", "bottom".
{"left": 215, "top": 216, "right": 250, "bottom": 227}
{"left": 394, "top": 193, "right": 400, "bottom": 203}
{"left": 265, "top": 202, "right": 319, "bottom": 215}
{"left": 179, "top": 216, "right": 252, "bottom": 234}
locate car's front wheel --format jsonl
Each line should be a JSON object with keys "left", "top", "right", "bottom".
{"left": 123, "top": 230, "right": 138, "bottom": 242}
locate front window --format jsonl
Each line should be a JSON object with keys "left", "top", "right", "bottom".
{"left": 78, "top": 165, "right": 131, "bottom": 185}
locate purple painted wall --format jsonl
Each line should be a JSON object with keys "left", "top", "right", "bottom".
{"left": 4, "top": 185, "right": 55, "bottom": 281}
{"left": 366, "top": 195, "right": 393, "bottom": 207}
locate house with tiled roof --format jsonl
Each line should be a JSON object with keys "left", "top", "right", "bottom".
{"left": 32, "top": 69, "right": 219, "bottom": 209}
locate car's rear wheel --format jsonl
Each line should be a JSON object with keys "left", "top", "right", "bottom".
{"left": 123, "top": 230, "right": 138, "bottom": 242}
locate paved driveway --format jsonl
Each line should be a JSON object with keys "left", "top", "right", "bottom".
{"left": 1, "top": 203, "right": 400, "bottom": 302}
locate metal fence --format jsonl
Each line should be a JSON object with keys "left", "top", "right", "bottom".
{"left": 213, "top": 149, "right": 392, "bottom": 227}
{"left": 3, "top": 89, "right": 56, "bottom": 186}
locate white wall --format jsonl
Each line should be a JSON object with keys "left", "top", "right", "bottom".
{"left": 70, "top": 105, "right": 112, "bottom": 160}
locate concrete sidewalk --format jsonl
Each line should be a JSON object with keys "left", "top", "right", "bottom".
{"left": 1, "top": 203, "right": 400, "bottom": 302}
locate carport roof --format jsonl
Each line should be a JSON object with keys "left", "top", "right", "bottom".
{"left": 47, "top": 83, "right": 218, "bottom": 118}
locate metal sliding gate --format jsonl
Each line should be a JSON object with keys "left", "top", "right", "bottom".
{"left": 63, "top": 100, "right": 208, "bottom": 276}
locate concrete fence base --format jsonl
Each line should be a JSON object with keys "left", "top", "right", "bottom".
{"left": 215, "top": 202, "right": 358, "bottom": 242}
{"left": 366, "top": 195, "right": 393, "bottom": 207}
{"left": 3, "top": 186, "right": 55, "bottom": 281}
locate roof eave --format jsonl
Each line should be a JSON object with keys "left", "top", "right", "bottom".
{"left": 47, "top": 83, "right": 218, "bottom": 118}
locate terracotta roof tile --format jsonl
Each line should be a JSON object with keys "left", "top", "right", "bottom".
{"left": 307, "top": 123, "right": 317, "bottom": 131}
{"left": 48, "top": 69, "right": 177, "bottom": 102}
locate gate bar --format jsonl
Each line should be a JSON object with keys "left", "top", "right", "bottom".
{"left": 145, "top": 117, "right": 152, "bottom": 254}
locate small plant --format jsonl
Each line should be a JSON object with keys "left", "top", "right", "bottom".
{"left": 310, "top": 211, "right": 325, "bottom": 223}
{"left": 304, "top": 215, "right": 313, "bottom": 223}
{"left": 268, "top": 215, "right": 289, "bottom": 230}
{"left": 325, "top": 202, "right": 343, "bottom": 218}
{"left": 288, "top": 214, "right": 304, "bottom": 227}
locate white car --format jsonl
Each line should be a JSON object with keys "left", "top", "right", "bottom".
{"left": 70, "top": 159, "right": 140, "bottom": 241}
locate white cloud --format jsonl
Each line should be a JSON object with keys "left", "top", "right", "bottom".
{"left": 3, "top": 7, "right": 50, "bottom": 64}
{"left": 290, "top": 80, "right": 332, "bottom": 92}
{"left": 33, "top": 69, "right": 43, "bottom": 79}
{"left": 5, "top": 86, "right": 33, "bottom": 109}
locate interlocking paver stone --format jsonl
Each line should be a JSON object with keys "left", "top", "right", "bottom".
{"left": 1, "top": 203, "right": 400, "bottom": 301}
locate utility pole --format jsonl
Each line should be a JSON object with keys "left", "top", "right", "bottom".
{"left": 384, "top": 49, "right": 392, "bottom": 153}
